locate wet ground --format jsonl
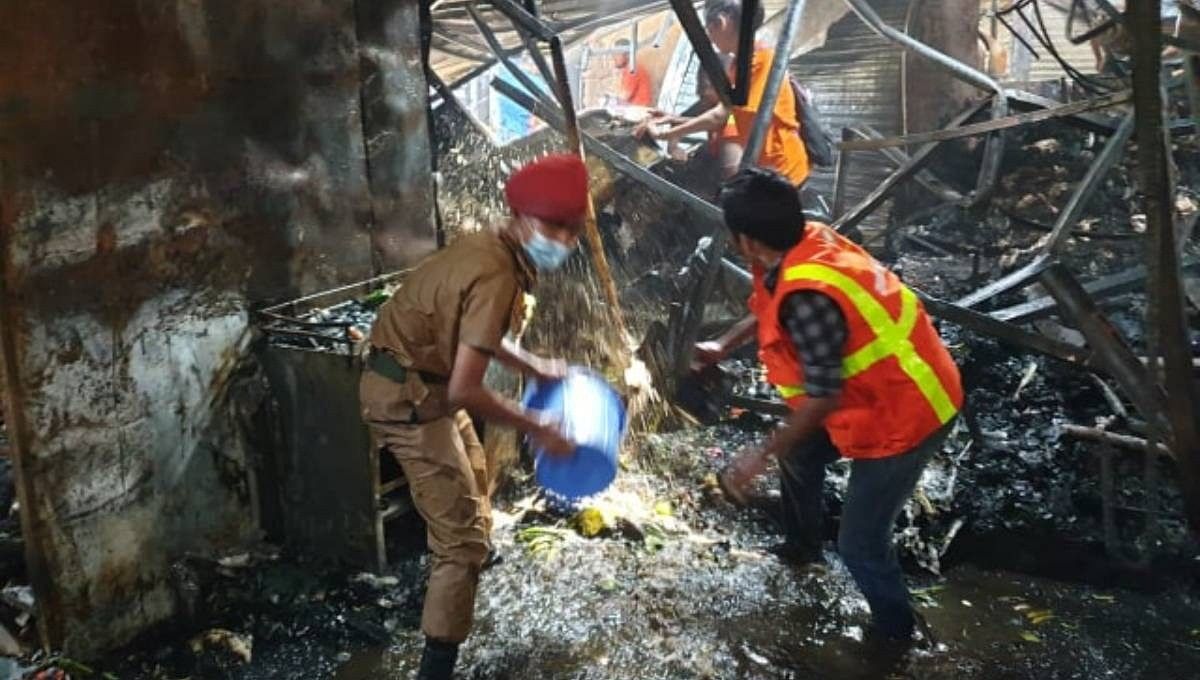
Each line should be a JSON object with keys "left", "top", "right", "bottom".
{"left": 96, "top": 421, "right": 1200, "bottom": 680}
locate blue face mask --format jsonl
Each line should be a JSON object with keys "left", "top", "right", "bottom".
{"left": 523, "top": 228, "right": 575, "bottom": 272}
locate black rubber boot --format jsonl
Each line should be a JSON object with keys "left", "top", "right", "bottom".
{"left": 416, "top": 638, "right": 459, "bottom": 680}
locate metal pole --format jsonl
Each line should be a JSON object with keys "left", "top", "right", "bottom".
{"left": 427, "top": 68, "right": 502, "bottom": 148}
{"left": 434, "top": 1, "right": 672, "bottom": 103}
{"left": 467, "top": 5, "right": 557, "bottom": 112}
{"left": 652, "top": 13, "right": 675, "bottom": 48}
{"left": 506, "top": 0, "right": 559, "bottom": 103}
{"left": 492, "top": 77, "right": 722, "bottom": 224}
{"left": 668, "top": 0, "right": 736, "bottom": 107}
{"left": 1041, "top": 112, "right": 1135, "bottom": 252}
{"left": 833, "top": 97, "right": 992, "bottom": 235}
{"left": 488, "top": 0, "right": 556, "bottom": 41}
{"left": 741, "top": 0, "right": 804, "bottom": 164}
{"left": 831, "top": 128, "right": 853, "bottom": 219}
{"left": 732, "top": 0, "right": 760, "bottom": 104}
{"left": 630, "top": 20, "right": 639, "bottom": 73}
{"left": 843, "top": 0, "right": 1008, "bottom": 198}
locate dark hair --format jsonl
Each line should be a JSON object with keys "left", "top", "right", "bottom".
{"left": 704, "top": 0, "right": 765, "bottom": 30}
{"left": 614, "top": 38, "right": 631, "bottom": 48}
{"left": 718, "top": 167, "right": 805, "bottom": 251}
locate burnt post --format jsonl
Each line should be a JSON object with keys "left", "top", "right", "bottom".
{"left": 1128, "top": 0, "right": 1200, "bottom": 538}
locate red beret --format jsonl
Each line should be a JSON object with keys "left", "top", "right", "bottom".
{"left": 504, "top": 153, "right": 589, "bottom": 225}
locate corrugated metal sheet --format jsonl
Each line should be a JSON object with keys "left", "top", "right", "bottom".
{"left": 791, "top": 0, "right": 910, "bottom": 233}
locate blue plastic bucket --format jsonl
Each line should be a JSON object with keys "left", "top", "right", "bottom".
{"left": 522, "top": 370, "right": 626, "bottom": 499}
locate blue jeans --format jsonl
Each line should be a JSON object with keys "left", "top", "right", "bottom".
{"left": 777, "top": 422, "right": 953, "bottom": 638}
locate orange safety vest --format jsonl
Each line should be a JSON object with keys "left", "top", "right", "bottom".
{"left": 748, "top": 223, "right": 963, "bottom": 459}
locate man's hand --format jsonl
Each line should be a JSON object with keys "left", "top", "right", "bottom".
{"left": 691, "top": 340, "right": 727, "bottom": 372}
{"left": 530, "top": 419, "right": 576, "bottom": 458}
{"left": 633, "top": 115, "right": 671, "bottom": 142}
{"left": 529, "top": 356, "right": 568, "bottom": 384}
{"left": 720, "top": 447, "right": 770, "bottom": 505}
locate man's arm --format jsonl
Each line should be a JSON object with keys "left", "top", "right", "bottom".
{"left": 448, "top": 343, "right": 573, "bottom": 455}
{"left": 693, "top": 313, "right": 757, "bottom": 369}
{"left": 495, "top": 337, "right": 566, "bottom": 382}
{"left": 659, "top": 102, "right": 732, "bottom": 140}
{"left": 722, "top": 291, "right": 849, "bottom": 501}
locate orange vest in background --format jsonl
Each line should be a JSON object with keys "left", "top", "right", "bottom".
{"left": 748, "top": 223, "right": 963, "bottom": 459}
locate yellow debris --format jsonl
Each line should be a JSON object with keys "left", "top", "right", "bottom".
{"left": 574, "top": 507, "right": 608, "bottom": 538}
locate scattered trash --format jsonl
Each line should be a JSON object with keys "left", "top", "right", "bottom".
{"left": 572, "top": 508, "right": 608, "bottom": 538}
{"left": 1025, "top": 609, "right": 1056, "bottom": 625}
{"left": 217, "top": 553, "right": 253, "bottom": 569}
{"left": 351, "top": 573, "right": 400, "bottom": 590}
{"left": 1018, "top": 631, "right": 1042, "bottom": 644}
{"left": 516, "top": 526, "right": 568, "bottom": 560}
{"left": 1012, "top": 361, "right": 1039, "bottom": 400}
{"left": 641, "top": 522, "right": 667, "bottom": 553}
{"left": 189, "top": 628, "right": 253, "bottom": 665}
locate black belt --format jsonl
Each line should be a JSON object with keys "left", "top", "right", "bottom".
{"left": 367, "top": 350, "right": 448, "bottom": 385}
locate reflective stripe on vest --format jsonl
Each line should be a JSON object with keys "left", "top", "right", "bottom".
{"left": 781, "top": 263, "right": 959, "bottom": 424}
{"left": 777, "top": 384, "right": 806, "bottom": 399}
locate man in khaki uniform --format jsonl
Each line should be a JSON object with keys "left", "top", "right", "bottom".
{"left": 360, "top": 154, "right": 589, "bottom": 679}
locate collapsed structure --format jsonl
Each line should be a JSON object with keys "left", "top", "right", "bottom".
{"left": 0, "top": 0, "right": 1196, "bottom": 663}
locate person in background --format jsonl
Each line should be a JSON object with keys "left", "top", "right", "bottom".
{"left": 360, "top": 155, "right": 590, "bottom": 680}
{"left": 694, "top": 168, "right": 963, "bottom": 647}
{"left": 639, "top": 0, "right": 809, "bottom": 186}
{"left": 613, "top": 37, "right": 653, "bottom": 106}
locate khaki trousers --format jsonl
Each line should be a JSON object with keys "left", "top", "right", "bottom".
{"left": 361, "top": 372, "right": 495, "bottom": 643}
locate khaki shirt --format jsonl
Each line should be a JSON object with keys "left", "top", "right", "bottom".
{"left": 369, "top": 229, "right": 536, "bottom": 377}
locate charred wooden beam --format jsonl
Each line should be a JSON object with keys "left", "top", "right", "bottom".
{"left": 1039, "top": 264, "right": 1167, "bottom": 438}
{"left": 918, "top": 293, "right": 1092, "bottom": 367}
{"left": 1129, "top": 0, "right": 1200, "bottom": 539}
{"left": 1062, "top": 424, "right": 1173, "bottom": 458}
{"left": 990, "top": 259, "right": 1200, "bottom": 324}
